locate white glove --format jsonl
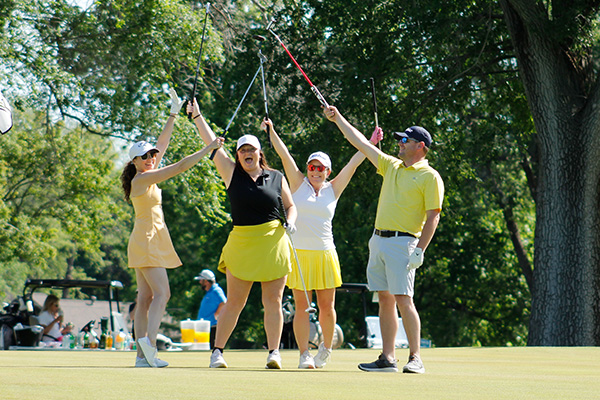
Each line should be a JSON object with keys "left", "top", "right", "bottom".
{"left": 169, "top": 88, "right": 185, "bottom": 115}
{"left": 285, "top": 223, "right": 297, "bottom": 235}
{"left": 407, "top": 248, "right": 424, "bottom": 271}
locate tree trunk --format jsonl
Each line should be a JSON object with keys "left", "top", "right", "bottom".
{"left": 62, "top": 255, "right": 75, "bottom": 299}
{"left": 500, "top": 0, "right": 600, "bottom": 345}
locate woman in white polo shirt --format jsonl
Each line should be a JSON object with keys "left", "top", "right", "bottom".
{"left": 262, "top": 118, "right": 381, "bottom": 369}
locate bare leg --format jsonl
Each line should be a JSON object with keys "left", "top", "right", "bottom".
{"left": 378, "top": 290, "right": 399, "bottom": 362}
{"left": 396, "top": 294, "right": 421, "bottom": 358}
{"left": 134, "top": 269, "right": 151, "bottom": 358}
{"left": 292, "top": 288, "right": 312, "bottom": 353}
{"left": 315, "top": 288, "right": 336, "bottom": 349}
{"left": 261, "top": 276, "right": 287, "bottom": 350}
{"left": 135, "top": 267, "right": 170, "bottom": 348}
{"left": 214, "top": 270, "right": 253, "bottom": 349}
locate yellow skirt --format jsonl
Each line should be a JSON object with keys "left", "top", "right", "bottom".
{"left": 218, "top": 220, "right": 293, "bottom": 282}
{"left": 287, "top": 249, "right": 342, "bottom": 291}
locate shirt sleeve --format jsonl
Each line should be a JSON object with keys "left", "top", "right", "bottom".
{"left": 424, "top": 170, "right": 445, "bottom": 211}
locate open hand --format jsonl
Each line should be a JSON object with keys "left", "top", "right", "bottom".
{"left": 169, "top": 88, "right": 185, "bottom": 115}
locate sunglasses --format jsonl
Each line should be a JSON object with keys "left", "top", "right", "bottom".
{"left": 307, "top": 164, "right": 327, "bottom": 172}
{"left": 139, "top": 151, "right": 157, "bottom": 160}
{"left": 398, "top": 137, "right": 420, "bottom": 144}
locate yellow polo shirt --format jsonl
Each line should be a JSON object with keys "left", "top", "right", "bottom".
{"left": 374, "top": 154, "right": 444, "bottom": 237}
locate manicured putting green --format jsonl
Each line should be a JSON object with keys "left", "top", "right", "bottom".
{"left": 1, "top": 347, "right": 598, "bottom": 399}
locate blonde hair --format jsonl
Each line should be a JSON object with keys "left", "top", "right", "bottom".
{"left": 42, "top": 294, "right": 60, "bottom": 312}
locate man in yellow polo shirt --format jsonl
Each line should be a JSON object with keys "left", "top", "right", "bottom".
{"left": 324, "top": 106, "right": 444, "bottom": 374}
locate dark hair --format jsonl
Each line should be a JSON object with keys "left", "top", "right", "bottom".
{"left": 234, "top": 149, "right": 271, "bottom": 170}
{"left": 120, "top": 161, "right": 137, "bottom": 201}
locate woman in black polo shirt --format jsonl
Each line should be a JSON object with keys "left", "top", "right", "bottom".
{"left": 187, "top": 99, "right": 297, "bottom": 370}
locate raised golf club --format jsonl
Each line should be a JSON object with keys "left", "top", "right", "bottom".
{"left": 257, "top": 47, "right": 272, "bottom": 147}
{"left": 267, "top": 19, "right": 329, "bottom": 109}
{"left": 370, "top": 77, "right": 381, "bottom": 149}
{"left": 208, "top": 64, "right": 262, "bottom": 160}
{"left": 188, "top": 2, "right": 211, "bottom": 120}
{"left": 277, "top": 198, "right": 317, "bottom": 315}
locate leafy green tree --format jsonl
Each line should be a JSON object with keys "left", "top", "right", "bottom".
{"left": 0, "top": 108, "right": 128, "bottom": 299}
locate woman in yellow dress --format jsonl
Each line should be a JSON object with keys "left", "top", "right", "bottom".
{"left": 187, "top": 99, "right": 297, "bottom": 370}
{"left": 121, "top": 89, "right": 223, "bottom": 368}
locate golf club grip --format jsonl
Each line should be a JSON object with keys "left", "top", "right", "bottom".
{"left": 209, "top": 130, "right": 226, "bottom": 160}
{"left": 311, "top": 86, "right": 329, "bottom": 108}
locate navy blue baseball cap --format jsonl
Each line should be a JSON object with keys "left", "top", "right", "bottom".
{"left": 393, "top": 126, "right": 432, "bottom": 148}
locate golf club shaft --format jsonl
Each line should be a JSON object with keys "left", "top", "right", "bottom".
{"left": 267, "top": 27, "right": 329, "bottom": 108}
{"left": 259, "top": 53, "right": 272, "bottom": 147}
{"left": 370, "top": 77, "right": 381, "bottom": 150}
{"left": 209, "top": 65, "right": 262, "bottom": 160}
{"left": 189, "top": 3, "right": 211, "bottom": 120}
{"left": 277, "top": 198, "right": 316, "bottom": 314}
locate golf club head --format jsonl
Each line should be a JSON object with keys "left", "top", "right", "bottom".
{"left": 305, "top": 303, "right": 317, "bottom": 314}
{"left": 253, "top": 34, "right": 266, "bottom": 42}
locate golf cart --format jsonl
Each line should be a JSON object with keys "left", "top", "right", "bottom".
{"left": 1, "top": 279, "right": 124, "bottom": 349}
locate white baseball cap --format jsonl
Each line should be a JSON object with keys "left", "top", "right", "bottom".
{"left": 129, "top": 141, "right": 159, "bottom": 161}
{"left": 194, "top": 269, "right": 216, "bottom": 282}
{"left": 306, "top": 151, "right": 332, "bottom": 170}
{"left": 236, "top": 135, "right": 261, "bottom": 151}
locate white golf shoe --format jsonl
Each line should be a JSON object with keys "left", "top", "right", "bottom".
{"left": 137, "top": 337, "right": 157, "bottom": 368}
{"left": 266, "top": 349, "right": 282, "bottom": 369}
{"left": 298, "top": 350, "right": 315, "bottom": 369}
{"left": 314, "top": 342, "right": 332, "bottom": 368}
{"left": 210, "top": 349, "right": 228, "bottom": 368}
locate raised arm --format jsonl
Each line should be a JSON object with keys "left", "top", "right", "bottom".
{"left": 324, "top": 106, "right": 384, "bottom": 168}
{"left": 187, "top": 98, "right": 235, "bottom": 186}
{"left": 261, "top": 118, "right": 304, "bottom": 192}
{"left": 154, "top": 88, "right": 185, "bottom": 166}
{"left": 132, "top": 137, "right": 224, "bottom": 190}
{"left": 281, "top": 177, "right": 297, "bottom": 227}
{"left": 330, "top": 127, "right": 383, "bottom": 198}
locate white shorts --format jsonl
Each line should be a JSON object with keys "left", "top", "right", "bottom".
{"left": 366, "top": 234, "right": 418, "bottom": 296}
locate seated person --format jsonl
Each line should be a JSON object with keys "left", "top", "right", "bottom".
{"left": 38, "top": 294, "right": 72, "bottom": 342}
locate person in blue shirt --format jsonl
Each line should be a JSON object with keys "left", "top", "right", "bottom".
{"left": 195, "top": 269, "right": 227, "bottom": 348}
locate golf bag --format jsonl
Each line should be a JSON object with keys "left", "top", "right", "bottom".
{"left": 0, "top": 300, "right": 28, "bottom": 350}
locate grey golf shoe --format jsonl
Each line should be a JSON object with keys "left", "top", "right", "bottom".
{"left": 402, "top": 355, "right": 425, "bottom": 374}
{"left": 358, "top": 353, "right": 398, "bottom": 372}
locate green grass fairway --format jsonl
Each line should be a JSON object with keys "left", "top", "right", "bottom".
{"left": 1, "top": 347, "right": 599, "bottom": 399}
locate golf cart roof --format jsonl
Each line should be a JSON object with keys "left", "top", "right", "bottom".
{"left": 23, "top": 279, "right": 125, "bottom": 332}
{"left": 24, "top": 279, "right": 123, "bottom": 291}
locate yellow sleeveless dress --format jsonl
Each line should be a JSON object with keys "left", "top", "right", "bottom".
{"left": 128, "top": 184, "right": 182, "bottom": 269}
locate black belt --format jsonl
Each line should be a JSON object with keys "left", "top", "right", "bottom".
{"left": 374, "top": 229, "right": 416, "bottom": 238}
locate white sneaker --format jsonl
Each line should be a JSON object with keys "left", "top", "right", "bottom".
{"left": 266, "top": 349, "right": 282, "bottom": 369}
{"left": 135, "top": 356, "right": 168, "bottom": 368}
{"left": 314, "top": 342, "right": 332, "bottom": 368}
{"left": 210, "top": 349, "right": 228, "bottom": 368}
{"left": 137, "top": 337, "right": 157, "bottom": 368}
{"left": 298, "top": 350, "right": 315, "bottom": 369}
{"left": 135, "top": 357, "right": 150, "bottom": 368}
{"left": 402, "top": 355, "right": 425, "bottom": 374}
